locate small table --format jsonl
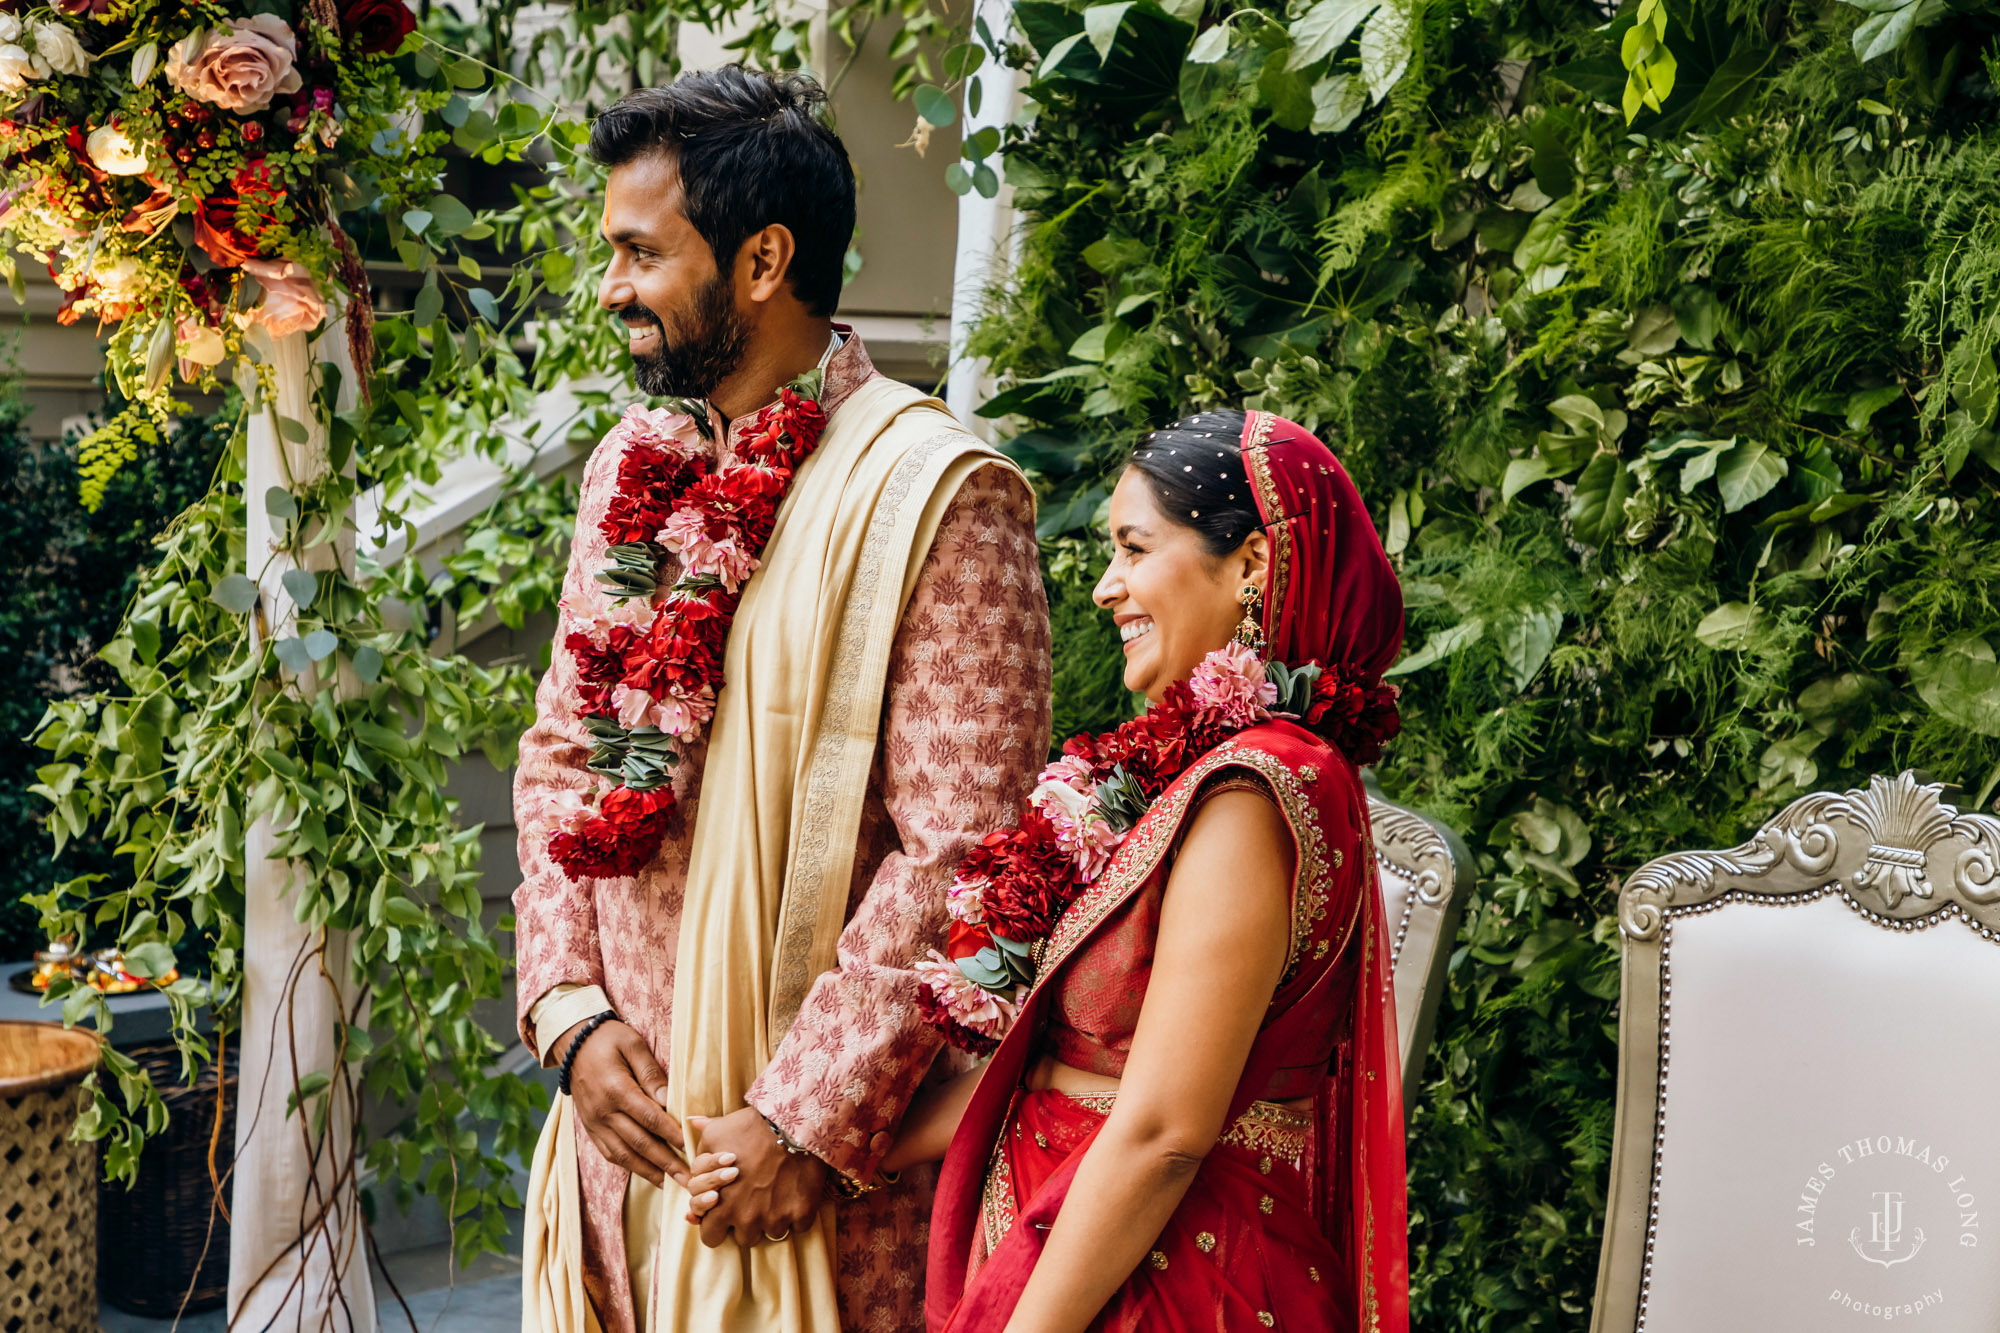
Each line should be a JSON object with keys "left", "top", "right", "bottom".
{"left": 0, "top": 964, "right": 210, "bottom": 1048}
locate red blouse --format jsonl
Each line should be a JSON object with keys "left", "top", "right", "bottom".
{"left": 1039, "top": 767, "right": 1361, "bottom": 1101}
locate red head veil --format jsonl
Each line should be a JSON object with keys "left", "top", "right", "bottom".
{"left": 1242, "top": 410, "right": 1410, "bottom": 1333}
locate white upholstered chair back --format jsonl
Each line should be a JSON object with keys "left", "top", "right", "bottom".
{"left": 1593, "top": 772, "right": 2000, "bottom": 1333}
{"left": 1365, "top": 792, "right": 1472, "bottom": 1116}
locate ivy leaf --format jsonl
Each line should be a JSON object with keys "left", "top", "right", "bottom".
{"left": 1715, "top": 440, "right": 1787, "bottom": 512}
{"left": 914, "top": 84, "right": 958, "bottom": 126}
{"left": 1287, "top": 0, "right": 1378, "bottom": 70}
{"left": 1358, "top": 1, "right": 1411, "bottom": 103}
{"left": 1694, "top": 602, "right": 1769, "bottom": 651}
{"left": 281, "top": 569, "right": 319, "bottom": 609}
{"left": 353, "top": 645, "right": 384, "bottom": 685}
{"left": 210, "top": 575, "right": 260, "bottom": 614}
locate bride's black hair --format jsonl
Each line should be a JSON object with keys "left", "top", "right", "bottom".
{"left": 1125, "top": 408, "right": 1262, "bottom": 557}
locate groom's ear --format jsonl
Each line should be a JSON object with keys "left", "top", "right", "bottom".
{"left": 737, "top": 223, "right": 800, "bottom": 306}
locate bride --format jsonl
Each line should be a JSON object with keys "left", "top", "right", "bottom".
{"left": 686, "top": 409, "right": 1408, "bottom": 1332}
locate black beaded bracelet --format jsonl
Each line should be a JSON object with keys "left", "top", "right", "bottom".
{"left": 556, "top": 1010, "right": 618, "bottom": 1097}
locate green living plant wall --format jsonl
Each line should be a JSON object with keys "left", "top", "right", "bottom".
{"left": 949, "top": 0, "right": 2000, "bottom": 1325}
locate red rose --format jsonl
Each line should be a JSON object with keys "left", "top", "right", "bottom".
{"left": 193, "top": 195, "right": 258, "bottom": 267}
{"left": 339, "top": 0, "right": 417, "bottom": 55}
{"left": 945, "top": 919, "right": 993, "bottom": 961}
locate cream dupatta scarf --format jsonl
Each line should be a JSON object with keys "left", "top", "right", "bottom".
{"left": 523, "top": 377, "right": 1013, "bottom": 1333}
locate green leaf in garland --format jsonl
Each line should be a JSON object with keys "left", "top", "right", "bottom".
{"left": 304, "top": 629, "right": 338, "bottom": 662}
{"left": 265, "top": 485, "right": 298, "bottom": 521}
{"left": 403, "top": 208, "right": 434, "bottom": 236}
{"left": 441, "top": 95, "right": 471, "bottom": 128}
{"left": 413, "top": 282, "right": 443, "bottom": 328}
{"left": 427, "top": 194, "right": 476, "bottom": 237}
{"left": 468, "top": 288, "right": 499, "bottom": 323}
{"left": 353, "top": 645, "right": 383, "bottom": 685}
{"left": 274, "top": 636, "right": 313, "bottom": 673}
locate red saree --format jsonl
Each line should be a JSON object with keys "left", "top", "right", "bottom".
{"left": 925, "top": 413, "right": 1410, "bottom": 1333}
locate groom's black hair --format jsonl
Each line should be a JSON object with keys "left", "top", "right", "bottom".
{"left": 589, "top": 66, "right": 856, "bottom": 319}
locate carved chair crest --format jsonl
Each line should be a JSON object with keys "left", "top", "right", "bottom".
{"left": 1594, "top": 772, "right": 2000, "bottom": 1333}
{"left": 1366, "top": 793, "right": 1473, "bottom": 1118}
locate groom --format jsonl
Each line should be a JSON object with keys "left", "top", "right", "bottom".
{"left": 512, "top": 67, "right": 1050, "bottom": 1333}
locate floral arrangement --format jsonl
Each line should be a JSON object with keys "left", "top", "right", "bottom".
{"left": 0, "top": 0, "right": 424, "bottom": 505}
{"left": 539, "top": 373, "right": 828, "bottom": 880}
{"left": 917, "top": 641, "right": 1400, "bottom": 1054}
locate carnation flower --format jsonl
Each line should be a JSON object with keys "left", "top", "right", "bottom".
{"left": 607, "top": 404, "right": 705, "bottom": 461}
{"left": 1304, "top": 667, "right": 1402, "bottom": 765}
{"left": 1053, "top": 807, "right": 1125, "bottom": 883}
{"left": 600, "top": 440, "right": 706, "bottom": 546}
{"left": 968, "top": 811, "right": 1082, "bottom": 942}
{"left": 1038, "top": 753, "right": 1096, "bottom": 793}
{"left": 946, "top": 875, "right": 988, "bottom": 925}
{"left": 1189, "top": 641, "right": 1278, "bottom": 728}
{"left": 547, "top": 784, "right": 676, "bottom": 879}
{"left": 914, "top": 951, "right": 1017, "bottom": 1049}
{"left": 240, "top": 257, "right": 326, "bottom": 338}
{"left": 657, "top": 506, "right": 760, "bottom": 592}
{"left": 737, "top": 387, "right": 827, "bottom": 471}
{"left": 610, "top": 682, "right": 714, "bottom": 742}
{"left": 85, "top": 121, "right": 145, "bottom": 175}
{"left": 167, "top": 16, "right": 302, "bottom": 114}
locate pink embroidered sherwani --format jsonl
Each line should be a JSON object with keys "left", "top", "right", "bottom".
{"left": 512, "top": 330, "right": 1051, "bottom": 1333}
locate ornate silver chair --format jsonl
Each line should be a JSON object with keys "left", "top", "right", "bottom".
{"left": 1366, "top": 791, "right": 1473, "bottom": 1117}
{"left": 1593, "top": 772, "right": 2000, "bottom": 1333}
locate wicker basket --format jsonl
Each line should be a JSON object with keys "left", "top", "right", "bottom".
{"left": 0, "top": 1020, "right": 101, "bottom": 1333}
{"left": 97, "top": 1042, "right": 237, "bottom": 1318}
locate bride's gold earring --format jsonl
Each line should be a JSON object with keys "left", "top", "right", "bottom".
{"left": 1233, "top": 584, "right": 1265, "bottom": 654}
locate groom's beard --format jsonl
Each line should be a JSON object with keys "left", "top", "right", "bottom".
{"left": 620, "top": 273, "right": 750, "bottom": 401}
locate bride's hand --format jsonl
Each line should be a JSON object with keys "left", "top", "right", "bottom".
{"left": 680, "top": 1151, "right": 739, "bottom": 1223}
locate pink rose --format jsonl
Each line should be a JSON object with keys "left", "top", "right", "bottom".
{"left": 240, "top": 257, "right": 325, "bottom": 338}
{"left": 166, "top": 16, "right": 302, "bottom": 114}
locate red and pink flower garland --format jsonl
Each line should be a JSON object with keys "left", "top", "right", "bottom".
{"left": 917, "top": 642, "right": 1400, "bottom": 1054}
{"left": 543, "top": 379, "right": 827, "bottom": 881}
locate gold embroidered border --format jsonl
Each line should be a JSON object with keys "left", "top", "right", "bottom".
{"left": 770, "top": 428, "right": 975, "bottom": 1038}
{"left": 1036, "top": 740, "right": 1333, "bottom": 989}
{"left": 980, "top": 1119, "right": 1018, "bottom": 1254}
{"left": 1218, "top": 1100, "right": 1312, "bottom": 1167}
